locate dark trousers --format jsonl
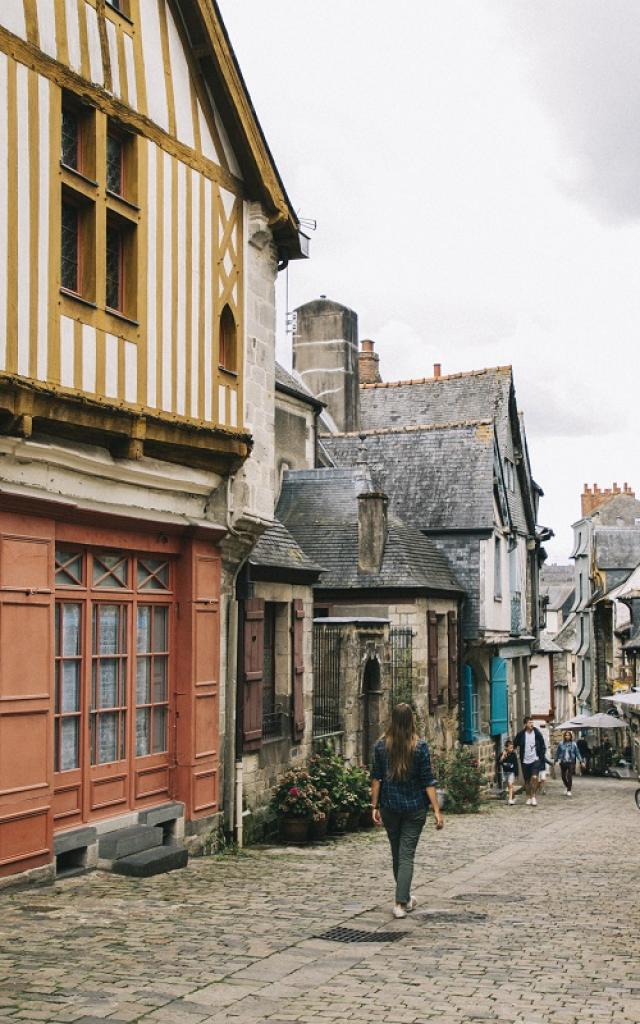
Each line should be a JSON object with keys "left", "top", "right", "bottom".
{"left": 380, "top": 807, "right": 427, "bottom": 904}
{"left": 560, "top": 762, "right": 575, "bottom": 791}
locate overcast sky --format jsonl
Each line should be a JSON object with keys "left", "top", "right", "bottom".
{"left": 218, "top": 0, "right": 640, "bottom": 562}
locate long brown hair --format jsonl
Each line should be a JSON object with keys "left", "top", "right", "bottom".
{"left": 385, "top": 703, "right": 418, "bottom": 780}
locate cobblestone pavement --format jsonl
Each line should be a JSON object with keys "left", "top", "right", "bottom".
{"left": 1, "top": 776, "right": 640, "bottom": 1024}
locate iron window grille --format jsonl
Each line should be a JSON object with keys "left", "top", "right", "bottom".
{"left": 390, "top": 627, "right": 414, "bottom": 707}
{"left": 262, "top": 704, "right": 286, "bottom": 741}
{"left": 313, "top": 624, "right": 343, "bottom": 737}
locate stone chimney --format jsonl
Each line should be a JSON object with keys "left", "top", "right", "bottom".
{"left": 359, "top": 339, "right": 382, "bottom": 384}
{"left": 433, "top": 363, "right": 441, "bottom": 378}
{"left": 293, "top": 297, "right": 360, "bottom": 432}
{"left": 358, "top": 492, "right": 388, "bottom": 574}
{"left": 581, "top": 481, "right": 636, "bottom": 517}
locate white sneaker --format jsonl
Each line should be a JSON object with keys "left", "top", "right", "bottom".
{"left": 508, "top": 799, "right": 515, "bottom": 805}
{"left": 564, "top": 789, "right": 568, "bottom": 795}
{"left": 393, "top": 903, "right": 407, "bottom": 919}
{"left": 567, "top": 791, "right": 572, "bottom": 798}
{"left": 531, "top": 797, "right": 537, "bottom": 806}
{"left": 526, "top": 798, "right": 532, "bottom": 806}
{"left": 404, "top": 896, "right": 417, "bottom": 913}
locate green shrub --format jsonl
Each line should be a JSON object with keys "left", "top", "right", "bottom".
{"left": 441, "top": 746, "right": 486, "bottom": 813}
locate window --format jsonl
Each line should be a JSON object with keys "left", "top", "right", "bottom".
{"left": 91, "top": 604, "right": 127, "bottom": 765}
{"left": 494, "top": 536, "right": 502, "bottom": 600}
{"left": 136, "top": 606, "right": 169, "bottom": 756}
{"left": 93, "top": 552, "right": 128, "bottom": 589}
{"left": 106, "top": 222, "right": 124, "bottom": 311}
{"left": 61, "top": 108, "right": 81, "bottom": 171}
{"left": 55, "top": 548, "right": 84, "bottom": 587}
{"left": 262, "top": 604, "right": 278, "bottom": 737}
{"left": 61, "top": 203, "right": 80, "bottom": 293}
{"left": 54, "top": 603, "right": 82, "bottom": 772}
{"left": 219, "top": 304, "right": 237, "bottom": 374}
{"left": 107, "top": 132, "right": 124, "bottom": 195}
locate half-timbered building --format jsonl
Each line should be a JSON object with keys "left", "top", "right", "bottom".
{"left": 0, "top": 0, "right": 307, "bottom": 884}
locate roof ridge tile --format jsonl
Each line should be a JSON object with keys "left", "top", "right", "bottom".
{"left": 319, "top": 418, "right": 494, "bottom": 439}
{"left": 359, "top": 365, "right": 512, "bottom": 389}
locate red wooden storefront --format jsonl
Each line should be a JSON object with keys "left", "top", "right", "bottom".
{"left": 0, "top": 503, "right": 223, "bottom": 879}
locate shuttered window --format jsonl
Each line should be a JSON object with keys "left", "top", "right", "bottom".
{"left": 241, "top": 599, "right": 264, "bottom": 751}
{"left": 447, "top": 611, "right": 458, "bottom": 707}
{"left": 291, "top": 598, "right": 305, "bottom": 742}
{"left": 427, "top": 611, "right": 438, "bottom": 713}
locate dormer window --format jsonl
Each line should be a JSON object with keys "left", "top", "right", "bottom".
{"left": 504, "top": 458, "right": 515, "bottom": 492}
{"left": 219, "top": 304, "right": 237, "bottom": 374}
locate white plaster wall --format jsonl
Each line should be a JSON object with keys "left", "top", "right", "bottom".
{"left": 529, "top": 653, "right": 553, "bottom": 718}
{"left": 481, "top": 532, "right": 510, "bottom": 633}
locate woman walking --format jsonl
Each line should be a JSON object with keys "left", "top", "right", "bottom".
{"left": 554, "top": 730, "right": 583, "bottom": 796}
{"left": 371, "top": 703, "right": 444, "bottom": 919}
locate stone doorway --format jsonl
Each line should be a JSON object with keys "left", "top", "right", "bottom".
{"left": 361, "top": 656, "right": 382, "bottom": 768}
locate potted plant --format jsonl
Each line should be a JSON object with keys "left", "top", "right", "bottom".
{"left": 309, "top": 788, "right": 332, "bottom": 840}
{"left": 270, "top": 768, "right": 316, "bottom": 843}
{"left": 348, "top": 764, "right": 375, "bottom": 828}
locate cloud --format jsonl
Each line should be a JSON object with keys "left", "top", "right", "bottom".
{"left": 503, "top": 0, "right": 640, "bottom": 223}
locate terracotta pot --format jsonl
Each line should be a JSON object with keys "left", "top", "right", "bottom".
{"left": 309, "top": 816, "right": 328, "bottom": 840}
{"left": 279, "top": 817, "right": 310, "bottom": 844}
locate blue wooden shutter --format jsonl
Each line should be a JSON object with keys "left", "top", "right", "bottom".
{"left": 461, "top": 664, "right": 475, "bottom": 743}
{"left": 490, "top": 656, "right": 509, "bottom": 736}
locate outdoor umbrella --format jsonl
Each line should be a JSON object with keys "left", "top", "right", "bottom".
{"left": 602, "top": 692, "right": 640, "bottom": 707}
{"left": 566, "top": 713, "right": 628, "bottom": 729}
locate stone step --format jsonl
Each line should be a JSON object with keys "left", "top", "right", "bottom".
{"left": 98, "top": 824, "right": 164, "bottom": 862}
{"left": 110, "top": 845, "right": 188, "bottom": 878}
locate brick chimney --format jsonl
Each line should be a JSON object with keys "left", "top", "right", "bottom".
{"left": 358, "top": 492, "right": 388, "bottom": 574}
{"left": 581, "top": 481, "right": 636, "bottom": 517}
{"left": 433, "top": 363, "right": 441, "bottom": 378}
{"left": 359, "top": 339, "right": 382, "bottom": 384}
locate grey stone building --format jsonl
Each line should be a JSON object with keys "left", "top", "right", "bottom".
{"left": 277, "top": 466, "right": 464, "bottom": 767}
{"left": 290, "top": 297, "right": 549, "bottom": 781}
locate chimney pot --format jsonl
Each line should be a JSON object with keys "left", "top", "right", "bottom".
{"left": 434, "top": 363, "right": 441, "bottom": 378}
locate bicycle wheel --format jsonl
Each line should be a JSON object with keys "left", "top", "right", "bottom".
{"left": 635, "top": 789, "right": 640, "bottom": 811}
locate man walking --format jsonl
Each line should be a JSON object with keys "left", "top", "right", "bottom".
{"left": 514, "top": 716, "right": 547, "bottom": 807}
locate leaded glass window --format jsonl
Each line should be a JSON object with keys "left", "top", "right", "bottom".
{"left": 61, "top": 109, "right": 80, "bottom": 170}
{"left": 106, "top": 224, "right": 122, "bottom": 310}
{"left": 106, "top": 133, "right": 123, "bottom": 195}
{"left": 137, "top": 557, "right": 169, "bottom": 591}
{"left": 93, "top": 552, "right": 128, "bottom": 589}
{"left": 61, "top": 203, "right": 79, "bottom": 293}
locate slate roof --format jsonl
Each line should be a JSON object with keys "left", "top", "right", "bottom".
{"left": 594, "top": 528, "right": 640, "bottom": 572}
{"left": 319, "top": 423, "right": 495, "bottom": 532}
{"left": 578, "top": 493, "right": 640, "bottom": 527}
{"left": 249, "top": 519, "right": 323, "bottom": 576}
{"left": 543, "top": 583, "right": 575, "bottom": 612}
{"left": 356, "top": 366, "right": 531, "bottom": 534}
{"left": 554, "top": 612, "right": 576, "bottom": 651}
{"left": 275, "top": 362, "right": 324, "bottom": 409}
{"left": 537, "top": 632, "right": 563, "bottom": 654}
{"left": 277, "top": 467, "right": 463, "bottom": 593}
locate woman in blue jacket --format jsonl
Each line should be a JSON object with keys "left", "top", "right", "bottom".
{"left": 554, "top": 730, "right": 583, "bottom": 796}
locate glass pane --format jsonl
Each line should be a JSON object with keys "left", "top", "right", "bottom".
{"left": 106, "top": 225, "right": 122, "bottom": 310}
{"left": 55, "top": 605, "right": 61, "bottom": 659}
{"left": 153, "top": 607, "right": 167, "bottom": 653}
{"left": 106, "top": 133, "right": 123, "bottom": 194}
{"left": 96, "top": 659, "right": 118, "bottom": 708}
{"left": 61, "top": 203, "right": 78, "bottom": 292}
{"left": 93, "top": 554, "right": 128, "bottom": 588}
{"left": 61, "top": 661, "right": 81, "bottom": 713}
{"left": 152, "top": 706, "right": 167, "bottom": 754}
{"left": 60, "top": 717, "right": 80, "bottom": 771}
{"left": 61, "top": 109, "right": 79, "bottom": 169}
{"left": 153, "top": 657, "right": 168, "bottom": 703}
{"left": 136, "top": 657, "right": 150, "bottom": 705}
{"left": 137, "top": 559, "right": 169, "bottom": 591}
{"left": 55, "top": 549, "right": 83, "bottom": 586}
{"left": 97, "top": 712, "right": 118, "bottom": 764}
{"left": 137, "top": 606, "right": 151, "bottom": 653}
{"left": 136, "top": 707, "right": 150, "bottom": 757}
{"left": 95, "top": 605, "right": 120, "bottom": 655}
{"left": 62, "top": 604, "right": 81, "bottom": 656}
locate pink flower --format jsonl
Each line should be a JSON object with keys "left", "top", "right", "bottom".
{"left": 289, "top": 787, "right": 300, "bottom": 797}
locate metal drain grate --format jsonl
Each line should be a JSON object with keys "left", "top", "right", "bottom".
{"left": 417, "top": 911, "right": 487, "bottom": 923}
{"left": 317, "top": 926, "right": 405, "bottom": 943}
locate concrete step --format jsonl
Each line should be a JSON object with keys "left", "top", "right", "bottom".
{"left": 98, "top": 824, "right": 163, "bottom": 862}
{"left": 110, "top": 845, "right": 188, "bottom": 878}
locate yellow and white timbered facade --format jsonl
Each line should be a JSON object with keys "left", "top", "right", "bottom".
{"left": 0, "top": 0, "right": 298, "bottom": 470}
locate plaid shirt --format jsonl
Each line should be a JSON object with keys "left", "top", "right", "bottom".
{"left": 371, "top": 739, "right": 436, "bottom": 813}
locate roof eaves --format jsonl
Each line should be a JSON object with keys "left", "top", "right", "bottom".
{"left": 319, "top": 419, "right": 494, "bottom": 439}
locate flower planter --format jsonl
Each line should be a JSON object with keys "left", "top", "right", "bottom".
{"left": 359, "top": 809, "right": 374, "bottom": 829}
{"left": 279, "top": 817, "right": 310, "bottom": 845}
{"left": 309, "top": 816, "right": 328, "bottom": 841}
{"left": 347, "top": 811, "right": 361, "bottom": 831}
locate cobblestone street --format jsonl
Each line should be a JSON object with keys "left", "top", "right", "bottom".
{"left": 1, "top": 776, "right": 639, "bottom": 1024}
